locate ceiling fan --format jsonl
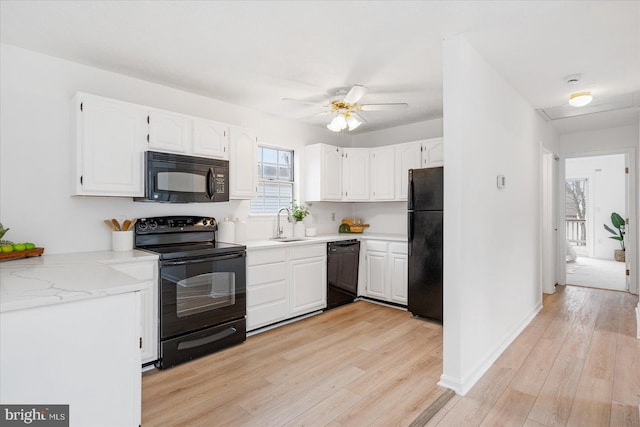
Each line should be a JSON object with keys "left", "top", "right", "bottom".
{"left": 283, "top": 85, "right": 408, "bottom": 132}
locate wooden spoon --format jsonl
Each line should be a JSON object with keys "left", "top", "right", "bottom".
{"left": 104, "top": 219, "right": 116, "bottom": 231}
{"left": 122, "top": 219, "right": 131, "bottom": 232}
{"left": 127, "top": 218, "right": 137, "bottom": 231}
{"left": 111, "top": 218, "right": 121, "bottom": 231}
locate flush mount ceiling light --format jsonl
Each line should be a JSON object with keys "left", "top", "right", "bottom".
{"left": 569, "top": 91, "right": 593, "bottom": 107}
{"left": 283, "top": 84, "right": 408, "bottom": 133}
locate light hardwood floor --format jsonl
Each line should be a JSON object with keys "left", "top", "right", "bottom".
{"left": 142, "top": 301, "right": 445, "bottom": 426}
{"left": 428, "top": 286, "right": 640, "bottom": 427}
{"left": 143, "top": 286, "right": 639, "bottom": 427}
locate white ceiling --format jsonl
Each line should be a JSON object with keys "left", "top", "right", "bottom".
{"left": 1, "top": 1, "right": 638, "bottom": 135}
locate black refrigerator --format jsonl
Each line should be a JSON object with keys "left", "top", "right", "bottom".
{"left": 407, "top": 167, "right": 443, "bottom": 322}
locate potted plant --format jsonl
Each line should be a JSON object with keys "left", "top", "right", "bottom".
{"left": 604, "top": 212, "right": 625, "bottom": 262}
{"left": 291, "top": 201, "right": 310, "bottom": 237}
{"left": 291, "top": 201, "right": 310, "bottom": 222}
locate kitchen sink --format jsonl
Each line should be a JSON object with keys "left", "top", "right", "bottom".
{"left": 269, "top": 237, "right": 307, "bottom": 243}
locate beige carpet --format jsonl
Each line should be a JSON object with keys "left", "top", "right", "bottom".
{"left": 566, "top": 256, "right": 626, "bottom": 291}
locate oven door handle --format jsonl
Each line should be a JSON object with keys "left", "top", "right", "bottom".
{"left": 162, "top": 252, "right": 245, "bottom": 266}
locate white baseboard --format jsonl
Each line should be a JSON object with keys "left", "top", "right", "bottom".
{"left": 439, "top": 301, "right": 543, "bottom": 396}
{"left": 636, "top": 302, "right": 640, "bottom": 342}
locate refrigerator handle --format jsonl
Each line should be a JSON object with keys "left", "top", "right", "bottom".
{"left": 408, "top": 169, "right": 414, "bottom": 211}
{"left": 408, "top": 211, "right": 414, "bottom": 256}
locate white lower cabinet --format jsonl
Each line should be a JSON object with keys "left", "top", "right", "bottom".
{"left": 107, "top": 259, "right": 159, "bottom": 365}
{"left": 246, "top": 248, "right": 288, "bottom": 330}
{"left": 289, "top": 244, "right": 327, "bottom": 316}
{"left": 363, "top": 240, "right": 408, "bottom": 305}
{"left": 247, "top": 243, "right": 326, "bottom": 331}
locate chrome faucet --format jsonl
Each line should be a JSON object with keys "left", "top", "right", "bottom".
{"left": 276, "top": 207, "right": 292, "bottom": 238}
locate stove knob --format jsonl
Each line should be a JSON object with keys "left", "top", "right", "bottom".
{"left": 208, "top": 218, "right": 215, "bottom": 227}
{"left": 202, "top": 219, "right": 208, "bottom": 226}
{"left": 148, "top": 220, "right": 158, "bottom": 230}
{"left": 138, "top": 221, "right": 148, "bottom": 231}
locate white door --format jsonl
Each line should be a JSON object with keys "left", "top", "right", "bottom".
{"left": 371, "top": 146, "right": 396, "bottom": 200}
{"left": 147, "top": 109, "right": 191, "bottom": 153}
{"left": 78, "top": 96, "right": 146, "bottom": 196}
{"left": 229, "top": 126, "right": 258, "bottom": 199}
{"left": 321, "top": 145, "right": 343, "bottom": 200}
{"left": 542, "top": 149, "right": 556, "bottom": 294}
{"left": 192, "top": 118, "right": 228, "bottom": 159}
{"left": 366, "top": 251, "right": 387, "bottom": 299}
{"left": 343, "top": 148, "right": 370, "bottom": 201}
{"left": 395, "top": 141, "right": 422, "bottom": 200}
{"left": 422, "top": 138, "right": 444, "bottom": 168}
{"left": 289, "top": 257, "right": 326, "bottom": 315}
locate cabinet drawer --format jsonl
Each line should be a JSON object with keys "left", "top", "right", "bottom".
{"left": 247, "top": 301, "right": 288, "bottom": 331}
{"left": 108, "top": 261, "right": 156, "bottom": 280}
{"left": 366, "top": 240, "right": 388, "bottom": 252}
{"left": 247, "top": 248, "right": 287, "bottom": 266}
{"left": 289, "top": 244, "right": 326, "bottom": 260}
{"left": 247, "top": 280, "right": 287, "bottom": 306}
{"left": 389, "top": 242, "right": 408, "bottom": 254}
{"left": 248, "top": 262, "right": 286, "bottom": 286}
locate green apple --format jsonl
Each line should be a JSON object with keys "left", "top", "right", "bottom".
{"left": 12, "top": 243, "right": 26, "bottom": 251}
{"left": 24, "top": 242, "right": 35, "bottom": 250}
{"left": 1, "top": 245, "right": 13, "bottom": 253}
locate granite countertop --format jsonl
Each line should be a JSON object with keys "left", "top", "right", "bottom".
{"left": 244, "top": 233, "right": 407, "bottom": 250}
{"left": 0, "top": 250, "right": 158, "bottom": 313}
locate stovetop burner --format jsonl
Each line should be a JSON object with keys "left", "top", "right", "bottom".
{"left": 135, "top": 215, "right": 245, "bottom": 260}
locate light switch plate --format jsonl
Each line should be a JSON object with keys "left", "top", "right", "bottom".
{"left": 497, "top": 175, "right": 506, "bottom": 189}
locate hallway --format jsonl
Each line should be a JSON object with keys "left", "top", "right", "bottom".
{"left": 566, "top": 257, "right": 627, "bottom": 292}
{"left": 428, "top": 285, "right": 639, "bottom": 426}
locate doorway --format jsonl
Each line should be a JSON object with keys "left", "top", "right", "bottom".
{"left": 564, "top": 154, "right": 627, "bottom": 292}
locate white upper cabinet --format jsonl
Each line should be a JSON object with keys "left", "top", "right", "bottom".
{"left": 371, "top": 146, "right": 396, "bottom": 200}
{"left": 147, "top": 109, "right": 192, "bottom": 154}
{"left": 192, "top": 118, "right": 229, "bottom": 159}
{"left": 342, "top": 148, "right": 370, "bottom": 201}
{"left": 395, "top": 141, "right": 422, "bottom": 201}
{"left": 72, "top": 93, "right": 146, "bottom": 197}
{"left": 229, "top": 125, "right": 258, "bottom": 199}
{"left": 304, "top": 143, "right": 343, "bottom": 201}
{"left": 422, "top": 137, "right": 444, "bottom": 168}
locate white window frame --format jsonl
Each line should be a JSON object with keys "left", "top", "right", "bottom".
{"left": 250, "top": 144, "right": 295, "bottom": 215}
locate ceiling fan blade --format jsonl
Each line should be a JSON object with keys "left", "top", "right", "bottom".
{"left": 360, "top": 103, "right": 409, "bottom": 111}
{"left": 299, "top": 110, "right": 333, "bottom": 120}
{"left": 282, "top": 98, "right": 328, "bottom": 107}
{"left": 343, "top": 85, "right": 368, "bottom": 104}
{"left": 352, "top": 112, "right": 368, "bottom": 123}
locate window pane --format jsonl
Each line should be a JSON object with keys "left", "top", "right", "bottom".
{"left": 279, "top": 151, "right": 291, "bottom": 166}
{"left": 257, "top": 164, "right": 263, "bottom": 178}
{"left": 262, "top": 147, "right": 277, "bottom": 164}
{"left": 263, "top": 165, "right": 277, "bottom": 180}
{"left": 279, "top": 167, "right": 291, "bottom": 180}
{"left": 257, "top": 147, "right": 263, "bottom": 162}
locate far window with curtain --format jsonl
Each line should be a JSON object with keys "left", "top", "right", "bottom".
{"left": 250, "top": 146, "right": 294, "bottom": 214}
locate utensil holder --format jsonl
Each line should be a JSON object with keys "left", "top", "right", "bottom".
{"left": 112, "top": 230, "right": 133, "bottom": 252}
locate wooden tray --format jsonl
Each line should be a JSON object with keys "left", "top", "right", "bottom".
{"left": 0, "top": 247, "right": 44, "bottom": 261}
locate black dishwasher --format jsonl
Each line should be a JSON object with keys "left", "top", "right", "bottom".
{"left": 327, "top": 240, "right": 360, "bottom": 309}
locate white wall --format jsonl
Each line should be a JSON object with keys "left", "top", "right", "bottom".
{"left": 566, "top": 155, "right": 626, "bottom": 259}
{"left": 0, "top": 44, "right": 353, "bottom": 253}
{"left": 351, "top": 118, "right": 443, "bottom": 148}
{"left": 560, "top": 124, "right": 638, "bottom": 155}
{"left": 440, "top": 34, "right": 547, "bottom": 395}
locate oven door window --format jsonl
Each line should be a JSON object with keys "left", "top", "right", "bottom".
{"left": 157, "top": 171, "right": 207, "bottom": 194}
{"left": 160, "top": 253, "right": 246, "bottom": 339}
{"left": 176, "top": 272, "right": 235, "bottom": 317}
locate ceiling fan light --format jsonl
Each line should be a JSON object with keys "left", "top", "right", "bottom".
{"left": 569, "top": 91, "right": 593, "bottom": 107}
{"left": 327, "top": 122, "right": 341, "bottom": 132}
{"left": 333, "top": 114, "right": 347, "bottom": 130}
{"left": 346, "top": 115, "right": 361, "bottom": 131}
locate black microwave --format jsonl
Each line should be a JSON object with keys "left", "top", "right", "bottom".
{"left": 137, "top": 151, "right": 229, "bottom": 203}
